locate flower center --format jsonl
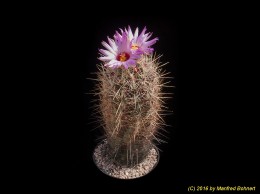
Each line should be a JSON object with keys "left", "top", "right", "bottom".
{"left": 116, "top": 52, "right": 130, "bottom": 62}
{"left": 131, "top": 44, "right": 139, "bottom": 50}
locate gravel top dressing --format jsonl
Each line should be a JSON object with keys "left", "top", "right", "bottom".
{"left": 93, "top": 141, "right": 159, "bottom": 179}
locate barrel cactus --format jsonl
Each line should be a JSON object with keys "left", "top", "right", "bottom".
{"left": 91, "top": 26, "right": 172, "bottom": 178}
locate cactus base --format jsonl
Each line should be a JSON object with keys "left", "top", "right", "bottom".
{"left": 107, "top": 138, "right": 153, "bottom": 167}
{"left": 93, "top": 140, "right": 160, "bottom": 179}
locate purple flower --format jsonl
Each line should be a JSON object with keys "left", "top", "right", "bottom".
{"left": 125, "top": 26, "right": 159, "bottom": 55}
{"left": 99, "top": 32, "right": 141, "bottom": 69}
{"left": 99, "top": 26, "right": 158, "bottom": 69}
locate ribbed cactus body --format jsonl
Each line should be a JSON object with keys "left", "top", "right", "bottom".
{"left": 96, "top": 54, "right": 167, "bottom": 167}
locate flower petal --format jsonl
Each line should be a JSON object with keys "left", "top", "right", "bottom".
{"left": 105, "top": 59, "right": 122, "bottom": 69}
{"left": 101, "top": 41, "right": 117, "bottom": 55}
{"left": 134, "top": 27, "right": 139, "bottom": 40}
{"left": 99, "top": 55, "right": 115, "bottom": 61}
{"left": 107, "top": 37, "right": 118, "bottom": 52}
{"left": 143, "top": 37, "right": 159, "bottom": 47}
{"left": 127, "top": 25, "right": 133, "bottom": 40}
{"left": 99, "top": 49, "right": 115, "bottom": 57}
{"left": 137, "top": 26, "right": 147, "bottom": 43}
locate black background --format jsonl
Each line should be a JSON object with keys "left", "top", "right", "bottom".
{"left": 34, "top": 9, "right": 257, "bottom": 192}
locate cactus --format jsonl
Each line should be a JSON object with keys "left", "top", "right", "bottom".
{"left": 91, "top": 26, "right": 172, "bottom": 168}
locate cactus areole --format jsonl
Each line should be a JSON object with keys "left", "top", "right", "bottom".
{"left": 92, "top": 26, "right": 172, "bottom": 178}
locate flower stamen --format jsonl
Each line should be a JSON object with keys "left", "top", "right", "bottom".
{"left": 116, "top": 52, "right": 130, "bottom": 62}
{"left": 131, "top": 44, "right": 139, "bottom": 50}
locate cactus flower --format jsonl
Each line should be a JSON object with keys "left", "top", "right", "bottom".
{"left": 99, "top": 32, "right": 141, "bottom": 69}
{"left": 123, "top": 26, "right": 159, "bottom": 55}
